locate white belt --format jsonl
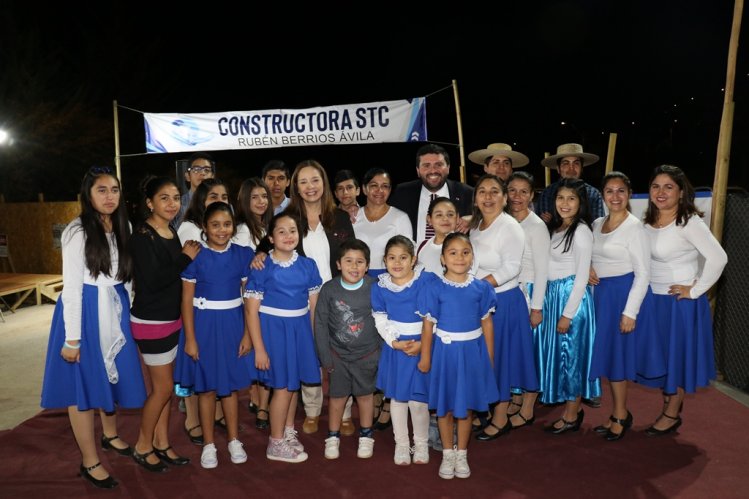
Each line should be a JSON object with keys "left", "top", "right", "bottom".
{"left": 259, "top": 305, "right": 309, "bottom": 317}
{"left": 193, "top": 297, "right": 242, "bottom": 310}
{"left": 494, "top": 282, "right": 519, "bottom": 293}
{"left": 435, "top": 327, "right": 482, "bottom": 345}
{"left": 390, "top": 320, "right": 422, "bottom": 337}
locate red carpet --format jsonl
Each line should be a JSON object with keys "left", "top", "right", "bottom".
{"left": 1, "top": 382, "right": 747, "bottom": 498}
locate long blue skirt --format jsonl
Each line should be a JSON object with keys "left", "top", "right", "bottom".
{"left": 41, "top": 284, "right": 146, "bottom": 412}
{"left": 590, "top": 273, "right": 666, "bottom": 381}
{"left": 492, "top": 287, "right": 539, "bottom": 400}
{"left": 636, "top": 293, "right": 716, "bottom": 394}
{"left": 537, "top": 276, "right": 600, "bottom": 404}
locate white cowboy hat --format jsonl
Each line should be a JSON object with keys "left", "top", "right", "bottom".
{"left": 541, "top": 143, "right": 599, "bottom": 169}
{"left": 468, "top": 143, "right": 529, "bottom": 168}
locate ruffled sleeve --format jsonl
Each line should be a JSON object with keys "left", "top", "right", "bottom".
{"left": 244, "top": 262, "right": 267, "bottom": 300}
{"left": 478, "top": 279, "right": 497, "bottom": 319}
{"left": 307, "top": 258, "right": 323, "bottom": 295}
{"left": 416, "top": 278, "right": 439, "bottom": 324}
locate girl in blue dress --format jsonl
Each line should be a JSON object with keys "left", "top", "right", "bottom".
{"left": 417, "top": 233, "right": 498, "bottom": 481}
{"left": 245, "top": 213, "right": 323, "bottom": 464}
{"left": 372, "top": 235, "right": 432, "bottom": 466}
{"left": 175, "top": 201, "right": 254, "bottom": 469}
{"left": 41, "top": 167, "right": 146, "bottom": 490}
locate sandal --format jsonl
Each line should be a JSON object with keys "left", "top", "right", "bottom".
{"left": 184, "top": 424, "right": 203, "bottom": 446}
{"left": 507, "top": 400, "right": 523, "bottom": 417}
{"left": 256, "top": 409, "right": 269, "bottom": 430}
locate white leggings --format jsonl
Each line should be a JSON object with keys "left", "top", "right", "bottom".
{"left": 390, "top": 399, "right": 429, "bottom": 445}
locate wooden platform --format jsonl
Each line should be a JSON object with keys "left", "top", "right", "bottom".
{"left": 0, "top": 273, "right": 63, "bottom": 313}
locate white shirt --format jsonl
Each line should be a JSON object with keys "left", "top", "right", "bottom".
{"left": 233, "top": 223, "right": 263, "bottom": 250}
{"left": 417, "top": 236, "right": 478, "bottom": 276}
{"left": 470, "top": 212, "right": 524, "bottom": 293}
{"left": 303, "top": 222, "right": 332, "bottom": 283}
{"left": 353, "top": 206, "right": 413, "bottom": 271}
{"left": 177, "top": 220, "right": 202, "bottom": 245}
{"left": 274, "top": 196, "right": 290, "bottom": 215}
{"left": 519, "top": 212, "right": 550, "bottom": 311}
{"left": 592, "top": 213, "right": 650, "bottom": 319}
{"left": 416, "top": 184, "right": 450, "bottom": 244}
{"left": 645, "top": 214, "right": 727, "bottom": 298}
{"left": 548, "top": 225, "right": 593, "bottom": 319}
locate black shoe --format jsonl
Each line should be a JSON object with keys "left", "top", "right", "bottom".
{"left": 582, "top": 397, "right": 601, "bottom": 408}
{"left": 544, "top": 409, "right": 584, "bottom": 435}
{"left": 184, "top": 424, "right": 204, "bottom": 446}
{"left": 645, "top": 412, "right": 682, "bottom": 436}
{"left": 475, "top": 419, "right": 512, "bottom": 441}
{"left": 507, "top": 400, "right": 523, "bottom": 417}
{"left": 101, "top": 434, "right": 133, "bottom": 456}
{"left": 214, "top": 416, "right": 227, "bottom": 430}
{"left": 154, "top": 446, "right": 190, "bottom": 466}
{"left": 372, "top": 407, "right": 392, "bottom": 431}
{"left": 256, "top": 408, "right": 270, "bottom": 430}
{"left": 80, "top": 462, "right": 118, "bottom": 489}
{"left": 132, "top": 448, "right": 168, "bottom": 473}
{"left": 510, "top": 412, "right": 535, "bottom": 430}
{"left": 471, "top": 413, "right": 489, "bottom": 432}
{"left": 604, "top": 411, "right": 633, "bottom": 441}
{"left": 248, "top": 401, "right": 259, "bottom": 414}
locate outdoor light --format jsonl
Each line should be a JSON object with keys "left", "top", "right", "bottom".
{"left": 0, "top": 129, "right": 9, "bottom": 145}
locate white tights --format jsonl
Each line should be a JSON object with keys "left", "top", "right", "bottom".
{"left": 390, "top": 400, "right": 429, "bottom": 446}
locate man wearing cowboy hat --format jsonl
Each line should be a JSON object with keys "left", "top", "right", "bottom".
{"left": 535, "top": 143, "right": 606, "bottom": 223}
{"left": 468, "top": 143, "right": 529, "bottom": 183}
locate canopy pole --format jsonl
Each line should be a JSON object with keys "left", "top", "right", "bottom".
{"left": 605, "top": 133, "right": 617, "bottom": 174}
{"left": 452, "top": 80, "right": 467, "bottom": 183}
{"left": 113, "top": 100, "right": 122, "bottom": 181}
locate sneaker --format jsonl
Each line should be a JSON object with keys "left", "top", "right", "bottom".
{"left": 266, "top": 438, "right": 308, "bottom": 463}
{"left": 324, "top": 436, "right": 340, "bottom": 460}
{"left": 227, "top": 439, "right": 247, "bottom": 464}
{"left": 454, "top": 449, "right": 470, "bottom": 479}
{"left": 283, "top": 427, "right": 305, "bottom": 453}
{"left": 438, "top": 448, "right": 456, "bottom": 479}
{"left": 357, "top": 436, "right": 374, "bottom": 459}
{"left": 200, "top": 443, "right": 218, "bottom": 469}
{"left": 393, "top": 443, "right": 411, "bottom": 465}
{"left": 413, "top": 442, "right": 430, "bottom": 464}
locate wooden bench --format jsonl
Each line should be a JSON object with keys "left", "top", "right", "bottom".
{"left": 0, "top": 273, "right": 63, "bottom": 313}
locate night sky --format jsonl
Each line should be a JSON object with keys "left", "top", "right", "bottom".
{"left": 1, "top": 1, "right": 746, "bottom": 204}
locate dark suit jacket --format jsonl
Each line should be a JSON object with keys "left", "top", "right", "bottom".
{"left": 389, "top": 179, "right": 474, "bottom": 240}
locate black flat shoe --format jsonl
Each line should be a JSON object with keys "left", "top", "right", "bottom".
{"left": 154, "top": 446, "right": 190, "bottom": 466}
{"left": 544, "top": 409, "right": 584, "bottom": 435}
{"left": 507, "top": 400, "right": 523, "bottom": 417}
{"left": 582, "top": 397, "right": 601, "bottom": 408}
{"left": 510, "top": 412, "right": 535, "bottom": 429}
{"left": 604, "top": 411, "right": 633, "bottom": 441}
{"left": 248, "top": 401, "right": 259, "bottom": 414}
{"left": 80, "top": 462, "right": 118, "bottom": 489}
{"left": 214, "top": 416, "right": 227, "bottom": 430}
{"left": 184, "top": 424, "right": 204, "bottom": 446}
{"left": 256, "top": 408, "right": 269, "bottom": 430}
{"left": 132, "top": 448, "right": 168, "bottom": 473}
{"left": 471, "top": 413, "right": 489, "bottom": 432}
{"left": 372, "top": 407, "right": 392, "bottom": 431}
{"left": 475, "top": 419, "right": 512, "bottom": 441}
{"left": 645, "top": 412, "right": 682, "bottom": 436}
{"left": 101, "top": 434, "right": 133, "bottom": 456}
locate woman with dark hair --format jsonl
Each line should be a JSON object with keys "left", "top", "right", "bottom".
{"left": 641, "top": 165, "right": 727, "bottom": 435}
{"left": 235, "top": 177, "right": 273, "bottom": 250}
{"left": 129, "top": 176, "right": 201, "bottom": 471}
{"left": 588, "top": 171, "right": 661, "bottom": 441}
{"left": 41, "top": 167, "right": 147, "bottom": 489}
{"left": 353, "top": 168, "right": 413, "bottom": 277}
{"left": 539, "top": 177, "right": 601, "bottom": 434}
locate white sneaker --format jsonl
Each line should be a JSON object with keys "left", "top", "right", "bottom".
{"left": 413, "top": 442, "right": 430, "bottom": 464}
{"left": 266, "top": 437, "right": 308, "bottom": 463}
{"left": 200, "top": 443, "right": 218, "bottom": 469}
{"left": 228, "top": 439, "right": 247, "bottom": 464}
{"left": 438, "top": 448, "right": 456, "bottom": 479}
{"left": 284, "top": 426, "right": 305, "bottom": 453}
{"left": 454, "top": 449, "right": 470, "bottom": 479}
{"left": 324, "top": 436, "right": 340, "bottom": 459}
{"left": 357, "top": 436, "right": 374, "bottom": 459}
{"left": 393, "top": 443, "right": 411, "bottom": 465}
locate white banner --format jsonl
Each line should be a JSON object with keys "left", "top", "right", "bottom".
{"left": 144, "top": 98, "right": 427, "bottom": 153}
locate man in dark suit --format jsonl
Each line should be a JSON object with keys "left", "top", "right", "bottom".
{"left": 389, "top": 143, "right": 474, "bottom": 242}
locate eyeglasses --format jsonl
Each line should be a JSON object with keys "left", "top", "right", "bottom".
{"left": 88, "top": 166, "right": 113, "bottom": 175}
{"left": 189, "top": 166, "right": 214, "bottom": 174}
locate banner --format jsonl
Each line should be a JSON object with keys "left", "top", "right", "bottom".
{"left": 144, "top": 98, "right": 427, "bottom": 153}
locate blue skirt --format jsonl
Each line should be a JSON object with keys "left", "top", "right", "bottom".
{"left": 248, "top": 313, "right": 321, "bottom": 390}
{"left": 636, "top": 293, "right": 716, "bottom": 394}
{"left": 427, "top": 335, "right": 499, "bottom": 418}
{"left": 590, "top": 273, "right": 666, "bottom": 381}
{"left": 537, "top": 276, "right": 601, "bottom": 404}
{"left": 41, "top": 284, "right": 146, "bottom": 411}
{"left": 492, "top": 287, "right": 539, "bottom": 400}
{"left": 376, "top": 334, "right": 429, "bottom": 403}
{"left": 174, "top": 305, "right": 253, "bottom": 396}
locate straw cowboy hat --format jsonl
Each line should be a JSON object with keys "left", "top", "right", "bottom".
{"left": 468, "top": 143, "right": 529, "bottom": 168}
{"left": 541, "top": 143, "right": 599, "bottom": 169}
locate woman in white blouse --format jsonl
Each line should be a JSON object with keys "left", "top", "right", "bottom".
{"left": 353, "top": 168, "right": 413, "bottom": 277}
{"left": 234, "top": 177, "right": 272, "bottom": 250}
{"left": 588, "top": 172, "right": 661, "bottom": 441}
{"left": 641, "top": 165, "right": 727, "bottom": 436}
{"left": 505, "top": 171, "right": 550, "bottom": 429}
